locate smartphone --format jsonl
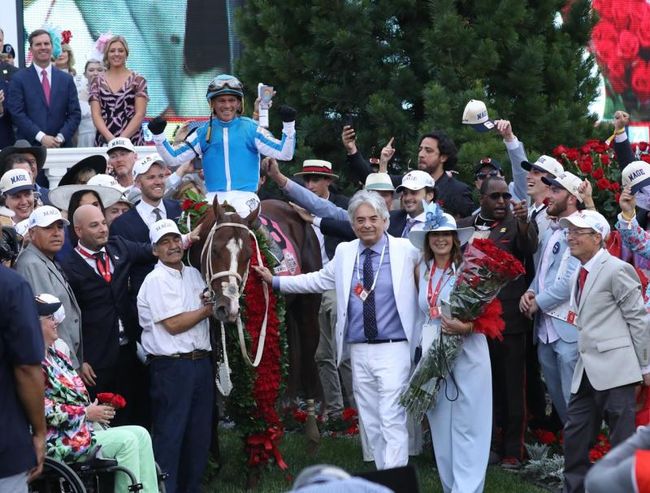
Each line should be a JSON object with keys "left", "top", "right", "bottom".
{"left": 343, "top": 113, "right": 355, "bottom": 128}
{"left": 192, "top": 158, "right": 203, "bottom": 170}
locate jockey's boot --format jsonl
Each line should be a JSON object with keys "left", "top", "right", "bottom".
{"left": 254, "top": 221, "right": 284, "bottom": 270}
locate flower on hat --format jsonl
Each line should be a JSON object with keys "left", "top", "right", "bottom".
{"left": 423, "top": 202, "right": 445, "bottom": 230}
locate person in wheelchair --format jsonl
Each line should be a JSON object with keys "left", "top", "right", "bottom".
{"left": 38, "top": 293, "right": 159, "bottom": 492}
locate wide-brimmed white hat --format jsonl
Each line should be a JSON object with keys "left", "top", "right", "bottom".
{"left": 408, "top": 202, "right": 474, "bottom": 250}
{"left": 48, "top": 184, "right": 123, "bottom": 211}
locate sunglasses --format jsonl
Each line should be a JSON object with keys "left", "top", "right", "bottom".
{"left": 475, "top": 170, "right": 500, "bottom": 180}
{"left": 487, "top": 192, "right": 512, "bottom": 201}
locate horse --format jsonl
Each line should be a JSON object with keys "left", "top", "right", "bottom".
{"left": 190, "top": 197, "right": 323, "bottom": 449}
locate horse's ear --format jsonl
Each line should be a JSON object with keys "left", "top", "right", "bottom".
{"left": 244, "top": 203, "right": 260, "bottom": 227}
{"left": 212, "top": 195, "right": 224, "bottom": 222}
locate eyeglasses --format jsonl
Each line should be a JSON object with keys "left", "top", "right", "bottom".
{"left": 566, "top": 229, "right": 596, "bottom": 237}
{"left": 486, "top": 192, "right": 512, "bottom": 201}
{"left": 476, "top": 170, "right": 500, "bottom": 180}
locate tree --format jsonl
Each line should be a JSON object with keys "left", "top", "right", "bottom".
{"left": 235, "top": 0, "right": 600, "bottom": 185}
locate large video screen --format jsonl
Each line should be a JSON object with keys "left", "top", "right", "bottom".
{"left": 21, "top": 0, "right": 242, "bottom": 118}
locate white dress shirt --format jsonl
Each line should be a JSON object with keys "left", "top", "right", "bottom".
{"left": 136, "top": 199, "right": 167, "bottom": 228}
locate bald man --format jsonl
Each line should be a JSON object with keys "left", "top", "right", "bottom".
{"left": 60, "top": 204, "right": 156, "bottom": 426}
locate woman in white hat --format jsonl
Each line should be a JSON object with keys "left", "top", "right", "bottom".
{"left": 408, "top": 202, "right": 491, "bottom": 493}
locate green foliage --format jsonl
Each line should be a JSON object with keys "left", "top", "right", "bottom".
{"left": 235, "top": 0, "right": 600, "bottom": 188}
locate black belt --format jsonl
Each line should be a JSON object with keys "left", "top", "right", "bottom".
{"left": 365, "top": 338, "right": 407, "bottom": 345}
{"left": 147, "top": 350, "right": 211, "bottom": 362}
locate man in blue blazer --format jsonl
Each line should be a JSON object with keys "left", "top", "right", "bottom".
{"left": 520, "top": 171, "right": 584, "bottom": 423}
{"left": 110, "top": 154, "right": 182, "bottom": 300}
{"left": 6, "top": 30, "right": 80, "bottom": 148}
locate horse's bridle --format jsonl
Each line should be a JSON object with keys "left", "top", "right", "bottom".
{"left": 201, "top": 219, "right": 269, "bottom": 369}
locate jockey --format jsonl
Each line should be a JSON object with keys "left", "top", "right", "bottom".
{"left": 148, "top": 74, "right": 296, "bottom": 217}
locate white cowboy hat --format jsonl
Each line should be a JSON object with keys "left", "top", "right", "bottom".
{"left": 48, "top": 184, "right": 123, "bottom": 211}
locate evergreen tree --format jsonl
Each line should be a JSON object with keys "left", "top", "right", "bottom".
{"left": 235, "top": 0, "right": 599, "bottom": 184}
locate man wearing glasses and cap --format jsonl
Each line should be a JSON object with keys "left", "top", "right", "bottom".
{"left": 148, "top": 74, "right": 297, "bottom": 218}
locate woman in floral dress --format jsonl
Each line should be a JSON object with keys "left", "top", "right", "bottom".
{"left": 89, "top": 35, "right": 148, "bottom": 146}
{"left": 38, "top": 293, "right": 159, "bottom": 492}
{"left": 408, "top": 204, "right": 492, "bottom": 493}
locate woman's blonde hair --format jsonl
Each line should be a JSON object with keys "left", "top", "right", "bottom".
{"left": 103, "top": 35, "right": 129, "bottom": 68}
{"left": 60, "top": 43, "right": 76, "bottom": 75}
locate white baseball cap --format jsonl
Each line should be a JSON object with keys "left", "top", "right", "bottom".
{"left": 107, "top": 137, "right": 135, "bottom": 154}
{"left": 542, "top": 171, "right": 584, "bottom": 203}
{"left": 559, "top": 210, "right": 610, "bottom": 239}
{"left": 28, "top": 206, "right": 70, "bottom": 229}
{"left": 132, "top": 154, "right": 166, "bottom": 180}
{"left": 0, "top": 169, "right": 34, "bottom": 195}
{"left": 621, "top": 161, "right": 650, "bottom": 194}
{"left": 87, "top": 173, "right": 126, "bottom": 193}
{"left": 395, "top": 170, "right": 435, "bottom": 192}
{"left": 461, "top": 99, "right": 495, "bottom": 132}
{"left": 364, "top": 173, "right": 395, "bottom": 192}
{"left": 521, "top": 155, "right": 564, "bottom": 177}
{"left": 150, "top": 219, "right": 181, "bottom": 244}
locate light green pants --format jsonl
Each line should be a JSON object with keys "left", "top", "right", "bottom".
{"left": 94, "top": 425, "right": 158, "bottom": 493}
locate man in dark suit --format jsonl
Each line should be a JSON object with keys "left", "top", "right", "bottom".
{"left": 110, "top": 154, "right": 182, "bottom": 298}
{"left": 61, "top": 204, "right": 154, "bottom": 426}
{"left": 0, "top": 59, "right": 17, "bottom": 148}
{"left": 457, "top": 176, "right": 538, "bottom": 469}
{"left": 6, "top": 29, "right": 80, "bottom": 148}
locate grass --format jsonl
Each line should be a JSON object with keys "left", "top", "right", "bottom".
{"left": 204, "top": 429, "right": 547, "bottom": 492}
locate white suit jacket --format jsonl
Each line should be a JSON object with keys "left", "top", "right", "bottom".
{"left": 571, "top": 250, "right": 650, "bottom": 393}
{"left": 278, "top": 235, "right": 422, "bottom": 366}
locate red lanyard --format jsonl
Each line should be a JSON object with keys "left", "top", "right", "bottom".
{"left": 427, "top": 261, "right": 451, "bottom": 309}
{"left": 76, "top": 246, "right": 112, "bottom": 282}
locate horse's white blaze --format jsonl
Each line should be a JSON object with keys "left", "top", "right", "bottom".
{"left": 224, "top": 237, "right": 243, "bottom": 317}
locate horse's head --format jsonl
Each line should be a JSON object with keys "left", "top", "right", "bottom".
{"left": 201, "top": 197, "right": 259, "bottom": 322}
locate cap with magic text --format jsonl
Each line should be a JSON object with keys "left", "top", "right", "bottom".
{"left": 395, "top": 170, "right": 435, "bottom": 192}
{"left": 559, "top": 210, "right": 611, "bottom": 239}
{"left": 0, "top": 169, "right": 34, "bottom": 195}
{"left": 522, "top": 155, "right": 564, "bottom": 177}
{"left": 461, "top": 99, "right": 495, "bottom": 132}
{"left": 542, "top": 171, "right": 583, "bottom": 203}
{"left": 150, "top": 219, "right": 181, "bottom": 244}
{"left": 107, "top": 137, "right": 135, "bottom": 154}
{"left": 133, "top": 154, "right": 166, "bottom": 180}
{"left": 28, "top": 206, "right": 70, "bottom": 229}
{"left": 621, "top": 161, "right": 650, "bottom": 194}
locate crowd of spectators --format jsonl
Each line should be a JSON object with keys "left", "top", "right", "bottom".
{"left": 2, "top": 25, "right": 650, "bottom": 493}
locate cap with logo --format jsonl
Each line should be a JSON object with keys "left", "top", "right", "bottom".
{"left": 150, "top": 219, "right": 182, "bottom": 244}
{"left": 542, "top": 171, "right": 584, "bottom": 203}
{"left": 133, "top": 154, "right": 166, "bottom": 180}
{"left": 364, "top": 173, "right": 395, "bottom": 192}
{"left": 107, "top": 137, "right": 135, "bottom": 154}
{"left": 35, "top": 293, "right": 63, "bottom": 318}
{"left": 461, "top": 99, "right": 495, "bottom": 132}
{"left": 474, "top": 157, "right": 502, "bottom": 174}
{"left": 0, "top": 169, "right": 34, "bottom": 195}
{"left": 28, "top": 206, "right": 70, "bottom": 229}
{"left": 395, "top": 170, "right": 435, "bottom": 192}
{"left": 293, "top": 159, "right": 338, "bottom": 180}
{"left": 621, "top": 161, "right": 650, "bottom": 194}
{"left": 559, "top": 210, "right": 611, "bottom": 239}
{"left": 522, "top": 155, "right": 564, "bottom": 178}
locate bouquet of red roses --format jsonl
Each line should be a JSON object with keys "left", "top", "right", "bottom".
{"left": 96, "top": 392, "right": 127, "bottom": 409}
{"left": 178, "top": 189, "right": 209, "bottom": 233}
{"left": 400, "top": 238, "right": 524, "bottom": 420}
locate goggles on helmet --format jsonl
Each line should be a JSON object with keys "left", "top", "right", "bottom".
{"left": 206, "top": 75, "right": 244, "bottom": 101}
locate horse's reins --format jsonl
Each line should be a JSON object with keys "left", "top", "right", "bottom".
{"left": 201, "top": 220, "right": 270, "bottom": 378}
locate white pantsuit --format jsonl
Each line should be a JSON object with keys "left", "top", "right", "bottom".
{"left": 277, "top": 235, "right": 421, "bottom": 469}
{"left": 421, "top": 264, "right": 491, "bottom": 493}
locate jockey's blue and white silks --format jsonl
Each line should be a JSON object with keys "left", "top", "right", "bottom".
{"left": 153, "top": 116, "right": 295, "bottom": 193}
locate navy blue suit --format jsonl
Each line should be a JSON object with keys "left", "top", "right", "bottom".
{"left": 6, "top": 65, "right": 80, "bottom": 145}
{"left": 109, "top": 199, "right": 182, "bottom": 300}
{"left": 0, "top": 63, "right": 16, "bottom": 149}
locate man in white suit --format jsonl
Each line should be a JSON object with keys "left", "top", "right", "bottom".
{"left": 559, "top": 211, "right": 650, "bottom": 493}
{"left": 254, "top": 190, "right": 421, "bottom": 470}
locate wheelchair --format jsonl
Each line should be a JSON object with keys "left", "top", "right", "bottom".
{"left": 29, "top": 455, "right": 167, "bottom": 493}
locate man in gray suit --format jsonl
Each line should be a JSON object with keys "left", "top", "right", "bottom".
{"left": 15, "top": 206, "right": 82, "bottom": 368}
{"left": 560, "top": 210, "right": 650, "bottom": 493}
{"left": 519, "top": 171, "right": 584, "bottom": 423}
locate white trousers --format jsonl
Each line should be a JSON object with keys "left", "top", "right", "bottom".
{"left": 350, "top": 341, "right": 410, "bottom": 470}
{"left": 206, "top": 191, "right": 259, "bottom": 218}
